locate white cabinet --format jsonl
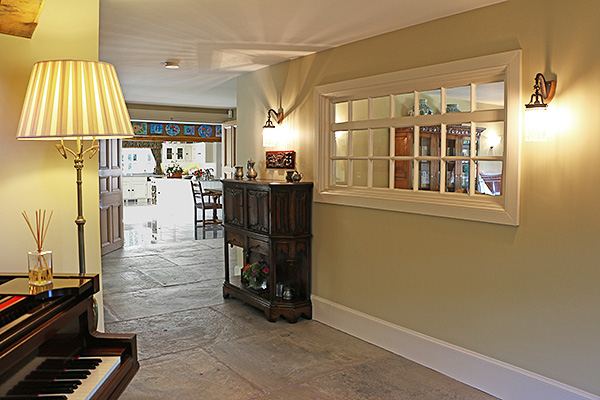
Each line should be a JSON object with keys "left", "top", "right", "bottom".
{"left": 123, "top": 176, "right": 151, "bottom": 201}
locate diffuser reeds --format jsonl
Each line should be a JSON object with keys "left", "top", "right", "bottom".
{"left": 22, "top": 209, "right": 53, "bottom": 286}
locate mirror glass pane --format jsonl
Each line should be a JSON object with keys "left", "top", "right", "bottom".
{"left": 353, "top": 160, "right": 368, "bottom": 187}
{"left": 476, "top": 121, "right": 504, "bottom": 157}
{"left": 394, "top": 93, "right": 414, "bottom": 117}
{"left": 416, "top": 89, "right": 441, "bottom": 115}
{"left": 353, "top": 129, "right": 369, "bottom": 156}
{"left": 373, "top": 128, "right": 389, "bottom": 156}
{"left": 419, "top": 160, "right": 440, "bottom": 191}
{"left": 419, "top": 125, "right": 441, "bottom": 156}
{"left": 446, "top": 160, "right": 470, "bottom": 193}
{"left": 394, "top": 127, "right": 413, "bottom": 156}
{"left": 335, "top": 160, "right": 348, "bottom": 185}
{"left": 446, "top": 124, "right": 471, "bottom": 156}
{"left": 334, "top": 131, "right": 348, "bottom": 156}
{"left": 372, "top": 96, "right": 390, "bottom": 119}
{"left": 394, "top": 160, "right": 413, "bottom": 190}
{"left": 334, "top": 102, "right": 348, "bottom": 123}
{"left": 352, "top": 99, "right": 369, "bottom": 121}
{"left": 446, "top": 86, "right": 470, "bottom": 113}
{"left": 373, "top": 160, "right": 389, "bottom": 188}
{"left": 475, "top": 161, "right": 503, "bottom": 196}
{"left": 476, "top": 82, "right": 504, "bottom": 110}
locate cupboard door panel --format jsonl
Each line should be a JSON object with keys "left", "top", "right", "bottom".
{"left": 247, "top": 189, "right": 269, "bottom": 233}
{"left": 224, "top": 186, "right": 244, "bottom": 227}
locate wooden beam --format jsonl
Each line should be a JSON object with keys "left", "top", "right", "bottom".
{"left": 0, "top": 0, "right": 47, "bottom": 39}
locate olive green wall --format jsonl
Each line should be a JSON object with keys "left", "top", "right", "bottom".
{"left": 237, "top": 0, "right": 600, "bottom": 395}
{"left": 0, "top": 1, "right": 102, "bottom": 318}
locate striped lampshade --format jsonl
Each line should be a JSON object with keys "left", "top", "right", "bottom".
{"left": 16, "top": 60, "right": 134, "bottom": 140}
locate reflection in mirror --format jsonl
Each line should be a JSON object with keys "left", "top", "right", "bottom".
{"left": 373, "top": 160, "right": 389, "bottom": 188}
{"left": 476, "top": 121, "right": 504, "bottom": 156}
{"left": 353, "top": 160, "right": 368, "bottom": 187}
{"left": 446, "top": 124, "right": 472, "bottom": 157}
{"left": 475, "top": 160, "right": 503, "bottom": 196}
{"left": 334, "top": 102, "right": 348, "bottom": 123}
{"left": 373, "top": 128, "right": 390, "bottom": 156}
{"left": 394, "top": 127, "right": 413, "bottom": 156}
{"left": 417, "top": 89, "right": 441, "bottom": 115}
{"left": 419, "top": 125, "right": 441, "bottom": 157}
{"left": 394, "top": 160, "right": 413, "bottom": 190}
{"left": 476, "top": 82, "right": 504, "bottom": 110}
{"left": 446, "top": 86, "right": 470, "bottom": 112}
{"left": 353, "top": 130, "right": 369, "bottom": 156}
{"left": 334, "top": 131, "right": 348, "bottom": 156}
{"left": 446, "top": 160, "right": 470, "bottom": 193}
{"left": 352, "top": 98, "right": 369, "bottom": 121}
{"left": 419, "top": 161, "right": 439, "bottom": 191}
{"left": 394, "top": 93, "right": 414, "bottom": 117}
{"left": 335, "top": 160, "right": 348, "bottom": 185}
{"left": 372, "top": 96, "right": 390, "bottom": 119}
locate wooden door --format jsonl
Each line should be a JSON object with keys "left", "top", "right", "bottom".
{"left": 99, "top": 139, "right": 124, "bottom": 255}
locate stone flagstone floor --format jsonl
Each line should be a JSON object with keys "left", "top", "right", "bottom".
{"left": 101, "top": 204, "right": 497, "bottom": 399}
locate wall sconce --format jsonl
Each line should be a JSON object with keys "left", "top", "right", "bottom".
{"left": 262, "top": 107, "right": 284, "bottom": 147}
{"left": 164, "top": 60, "right": 180, "bottom": 69}
{"left": 487, "top": 131, "right": 501, "bottom": 149}
{"left": 524, "top": 73, "right": 556, "bottom": 141}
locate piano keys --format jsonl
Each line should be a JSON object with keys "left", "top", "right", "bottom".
{"left": 0, "top": 274, "right": 138, "bottom": 400}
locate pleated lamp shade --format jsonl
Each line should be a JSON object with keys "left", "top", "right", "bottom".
{"left": 16, "top": 60, "right": 133, "bottom": 140}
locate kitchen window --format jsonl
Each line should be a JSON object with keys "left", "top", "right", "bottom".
{"left": 314, "top": 51, "right": 521, "bottom": 225}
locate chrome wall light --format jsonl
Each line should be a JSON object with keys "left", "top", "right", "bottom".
{"left": 262, "top": 107, "right": 284, "bottom": 147}
{"left": 524, "top": 73, "right": 556, "bottom": 141}
{"left": 164, "top": 60, "right": 180, "bottom": 69}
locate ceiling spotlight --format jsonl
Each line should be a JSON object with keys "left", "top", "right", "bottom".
{"left": 164, "top": 61, "right": 180, "bottom": 69}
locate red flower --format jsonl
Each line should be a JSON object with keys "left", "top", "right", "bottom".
{"left": 262, "top": 267, "right": 269, "bottom": 274}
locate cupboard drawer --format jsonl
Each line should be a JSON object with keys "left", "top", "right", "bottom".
{"left": 248, "top": 237, "right": 269, "bottom": 255}
{"left": 225, "top": 231, "right": 245, "bottom": 248}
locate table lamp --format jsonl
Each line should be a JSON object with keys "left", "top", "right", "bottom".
{"left": 16, "top": 60, "right": 134, "bottom": 274}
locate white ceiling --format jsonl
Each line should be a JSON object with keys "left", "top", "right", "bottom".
{"left": 99, "top": 0, "right": 505, "bottom": 110}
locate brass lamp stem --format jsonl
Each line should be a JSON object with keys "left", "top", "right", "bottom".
{"left": 55, "top": 137, "right": 100, "bottom": 274}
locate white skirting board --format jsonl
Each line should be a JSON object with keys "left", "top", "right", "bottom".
{"left": 312, "top": 295, "right": 599, "bottom": 400}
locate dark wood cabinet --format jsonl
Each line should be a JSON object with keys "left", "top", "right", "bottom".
{"left": 221, "top": 179, "right": 313, "bottom": 323}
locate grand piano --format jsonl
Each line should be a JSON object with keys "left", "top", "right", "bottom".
{"left": 0, "top": 273, "right": 138, "bottom": 399}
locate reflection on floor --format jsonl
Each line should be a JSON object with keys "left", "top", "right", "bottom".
{"left": 123, "top": 201, "right": 221, "bottom": 246}
{"left": 104, "top": 207, "right": 497, "bottom": 400}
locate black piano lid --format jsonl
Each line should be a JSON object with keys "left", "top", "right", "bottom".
{"left": 0, "top": 274, "right": 99, "bottom": 300}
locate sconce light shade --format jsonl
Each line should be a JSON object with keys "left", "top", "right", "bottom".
{"left": 487, "top": 132, "right": 501, "bottom": 149}
{"left": 524, "top": 73, "right": 556, "bottom": 142}
{"left": 16, "top": 60, "right": 134, "bottom": 140}
{"left": 262, "top": 107, "right": 283, "bottom": 147}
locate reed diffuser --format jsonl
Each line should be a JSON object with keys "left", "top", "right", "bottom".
{"left": 22, "top": 209, "right": 53, "bottom": 286}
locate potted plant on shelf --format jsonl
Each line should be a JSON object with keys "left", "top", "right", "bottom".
{"left": 242, "top": 260, "right": 270, "bottom": 290}
{"left": 165, "top": 161, "right": 183, "bottom": 178}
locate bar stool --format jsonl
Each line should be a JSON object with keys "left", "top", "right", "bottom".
{"left": 191, "top": 180, "right": 222, "bottom": 239}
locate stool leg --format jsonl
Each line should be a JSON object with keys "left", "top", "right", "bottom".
{"left": 194, "top": 207, "right": 198, "bottom": 240}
